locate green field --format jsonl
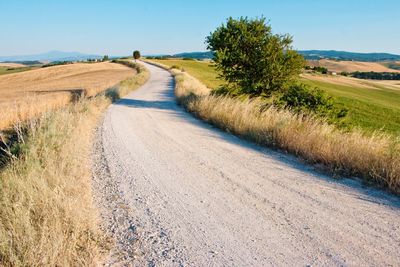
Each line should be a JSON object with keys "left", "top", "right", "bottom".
{"left": 0, "top": 66, "right": 38, "bottom": 75}
{"left": 301, "top": 79, "right": 400, "bottom": 134}
{"left": 150, "top": 59, "right": 400, "bottom": 135}
{"left": 151, "top": 59, "right": 223, "bottom": 89}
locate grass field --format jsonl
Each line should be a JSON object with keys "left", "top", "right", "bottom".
{"left": 150, "top": 59, "right": 223, "bottom": 88}
{"left": 150, "top": 59, "right": 400, "bottom": 135}
{"left": 0, "top": 66, "right": 39, "bottom": 75}
{"left": 301, "top": 77, "right": 400, "bottom": 134}
{"left": 0, "top": 62, "right": 136, "bottom": 130}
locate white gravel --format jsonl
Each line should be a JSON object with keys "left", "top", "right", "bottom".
{"left": 92, "top": 62, "right": 400, "bottom": 266}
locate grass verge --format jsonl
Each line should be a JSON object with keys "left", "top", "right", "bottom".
{"left": 0, "top": 63, "right": 149, "bottom": 266}
{"left": 148, "top": 60, "right": 400, "bottom": 194}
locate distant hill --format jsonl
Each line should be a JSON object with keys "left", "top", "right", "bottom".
{"left": 0, "top": 50, "right": 102, "bottom": 62}
{"left": 298, "top": 50, "right": 400, "bottom": 62}
{"left": 170, "top": 50, "right": 400, "bottom": 62}
{"left": 307, "top": 59, "right": 400, "bottom": 73}
{"left": 173, "top": 51, "right": 214, "bottom": 59}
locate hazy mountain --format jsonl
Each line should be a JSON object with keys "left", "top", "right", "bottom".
{"left": 171, "top": 50, "right": 400, "bottom": 62}
{"left": 0, "top": 50, "right": 102, "bottom": 62}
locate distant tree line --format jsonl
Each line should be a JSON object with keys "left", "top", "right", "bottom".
{"left": 146, "top": 55, "right": 200, "bottom": 61}
{"left": 41, "top": 61, "right": 73, "bottom": 68}
{"left": 350, "top": 71, "right": 400, "bottom": 80}
{"left": 145, "top": 56, "right": 170, "bottom": 60}
{"left": 3, "top": 60, "right": 41, "bottom": 65}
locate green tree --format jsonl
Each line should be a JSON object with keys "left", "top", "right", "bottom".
{"left": 133, "top": 50, "right": 141, "bottom": 61}
{"left": 206, "top": 17, "right": 304, "bottom": 96}
{"left": 102, "top": 55, "right": 109, "bottom": 62}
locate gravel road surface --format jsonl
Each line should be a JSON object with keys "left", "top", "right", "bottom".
{"left": 92, "top": 62, "right": 400, "bottom": 266}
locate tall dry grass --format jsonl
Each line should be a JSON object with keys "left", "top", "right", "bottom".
{"left": 151, "top": 61, "right": 400, "bottom": 194}
{"left": 0, "top": 93, "right": 71, "bottom": 130}
{"left": 0, "top": 64, "right": 149, "bottom": 266}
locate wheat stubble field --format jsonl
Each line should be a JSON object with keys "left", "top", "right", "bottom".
{"left": 307, "top": 59, "right": 400, "bottom": 73}
{"left": 0, "top": 62, "right": 136, "bottom": 130}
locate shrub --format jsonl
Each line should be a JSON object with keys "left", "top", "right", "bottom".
{"left": 313, "top": 66, "right": 328, "bottom": 74}
{"left": 277, "top": 83, "right": 347, "bottom": 119}
{"left": 340, "top": 71, "right": 350, "bottom": 76}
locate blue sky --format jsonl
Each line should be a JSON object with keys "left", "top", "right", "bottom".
{"left": 1, "top": 0, "right": 399, "bottom": 56}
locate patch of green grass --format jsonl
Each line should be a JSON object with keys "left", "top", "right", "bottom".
{"left": 150, "top": 59, "right": 400, "bottom": 135}
{"left": 0, "top": 66, "right": 38, "bottom": 75}
{"left": 151, "top": 59, "right": 223, "bottom": 89}
{"left": 301, "top": 79, "right": 400, "bottom": 135}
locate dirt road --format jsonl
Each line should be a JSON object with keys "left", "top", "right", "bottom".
{"left": 93, "top": 62, "right": 400, "bottom": 266}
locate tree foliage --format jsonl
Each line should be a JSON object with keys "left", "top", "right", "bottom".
{"left": 133, "top": 50, "right": 141, "bottom": 60}
{"left": 206, "top": 17, "right": 304, "bottom": 96}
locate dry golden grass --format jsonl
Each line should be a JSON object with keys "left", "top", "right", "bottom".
{"left": 155, "top": 62, "right": 400, "bottom": 194}
{"left": 301, "top": 72, "right": 400, "bottom": 91}
{"left": 0, "top": 97, "right": 110, "bottom": 266}
{"left": 307, "top": 59, "right": 400, "bottom": 73}
{"left": 0, "top": 93, "right": 72, "bottom": 131}
{"left": 0, "top": 64, "right": 149, "bottom": 266}
{"left": 0, "top": 62, "right": 136, "bottom": 130}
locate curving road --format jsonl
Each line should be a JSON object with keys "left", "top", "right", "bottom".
{"left": 93, "top": 62, "right": 400, "bottom": 266}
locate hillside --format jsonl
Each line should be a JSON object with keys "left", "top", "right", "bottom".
{"left": 174, "top": 51, "right": 214, "bottom": 59}
{"left": 307, "top": 59, "right": 400, "bottom": 73}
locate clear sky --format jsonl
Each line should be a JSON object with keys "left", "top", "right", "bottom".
{"left": 1, "top": 0, "right": 399, "bottom": 56}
